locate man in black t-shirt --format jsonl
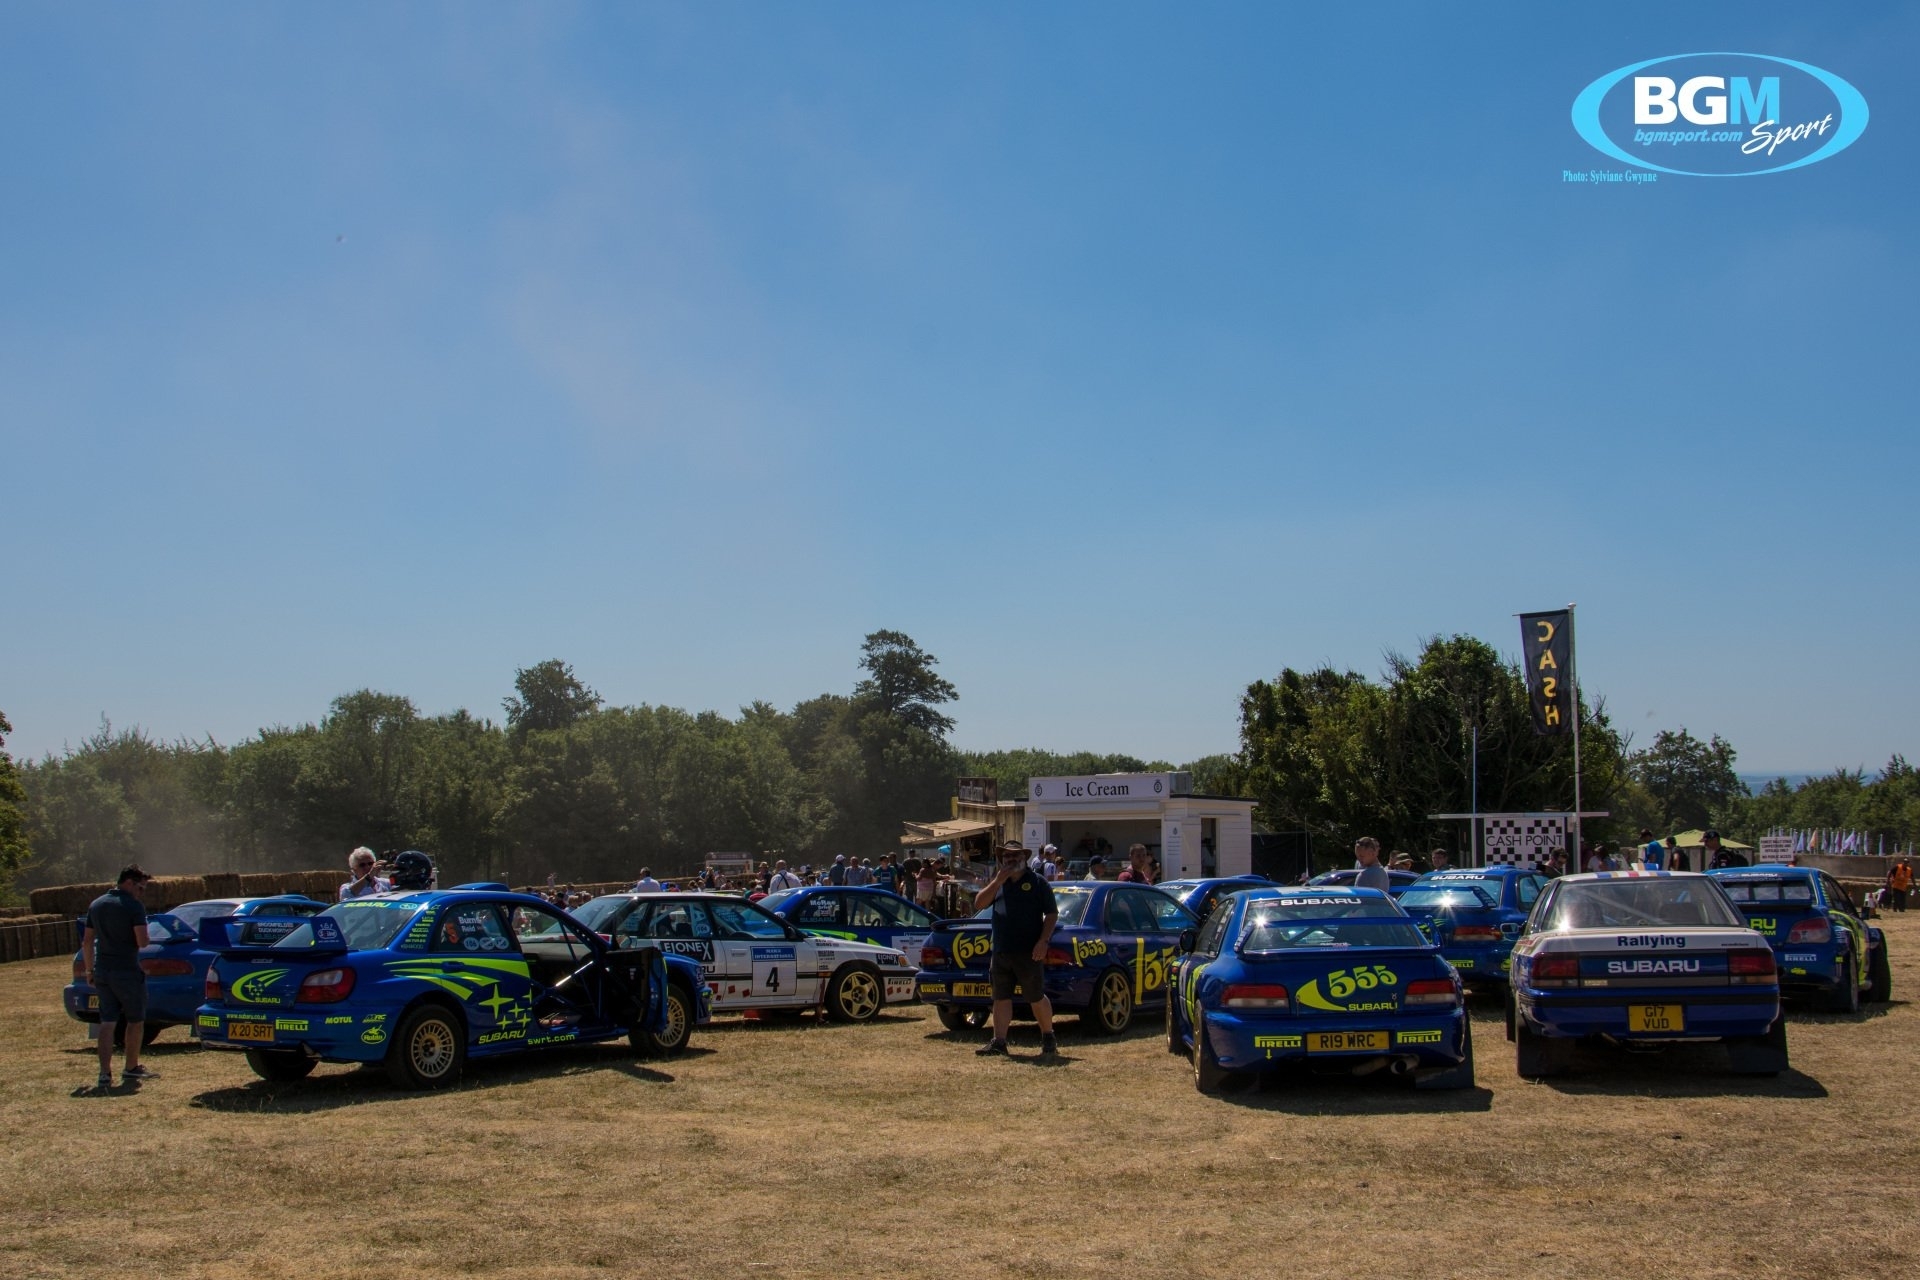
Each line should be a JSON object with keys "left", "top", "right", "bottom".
{"left": 974, "top": 842, "right": 1059, "bottom": 1057}
{"left": 82, "top": 864, "right": 157, "bottom": 1090}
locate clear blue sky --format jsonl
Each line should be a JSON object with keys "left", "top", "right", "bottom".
{"left": 3, "top": 3, "right": 1913, "bottom": 777}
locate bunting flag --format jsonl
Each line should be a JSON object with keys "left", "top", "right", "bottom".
{"left": 1518, "top": 610, "right": 1574, "bottom": 736}
{"left": 1792, "top": 830, "right": 1807, "bottom": 853}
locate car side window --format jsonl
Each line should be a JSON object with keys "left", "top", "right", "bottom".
{"left": 1517, "top": 877, "right": 1542, "bottom": 909}
{"left": 1103, "top": 892, "right": 1142, "bottom": 933}
{"left": 635, "top": 901, "right": 712, "bottom": 943}
{"left": 708, "top": 901, "right": 791, "bottom": 940}
{"left": 1820, "top": 874, "right": 1857, "bottom": 915}
{"left": 512, "top": 904, "right": 592, "bottom": 966}
{"left": 846, "top": 898, "right": 894, "bottom": 929}
{"left": 1523, "top": 882, "right": 1558, "bottom": 935}
{"left": 877, "top": 896, "right": 933, "bottom": 927}
{"left": 1194, "top": 906, "right": 1232, "bottom": 958}
{"left": 792, "top": 896, "right": 843, "bottom": 926}
{"left": 434, "top": 903, "right": 511, "bottom": 953}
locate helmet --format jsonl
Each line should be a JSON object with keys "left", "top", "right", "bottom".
{"left": 389, "top": 850, "right": 435, "bottom": 891}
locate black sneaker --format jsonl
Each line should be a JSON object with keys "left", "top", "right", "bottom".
{"left": 1039, "top": 1034, "right": 1059, "bottom": 1056}
{"left": 975, "top": 1039, "right": 1008, "bottom": 1057}
{"left": 122, "top": 1065, "right": 159, "bottom": 1082}
{"left": 94, "top": 1074, "right": 113, "bottom": 1091}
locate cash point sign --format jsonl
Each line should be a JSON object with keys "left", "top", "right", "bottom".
{"left": 1572, "top": 53, "right": 1867, "bottom": 176}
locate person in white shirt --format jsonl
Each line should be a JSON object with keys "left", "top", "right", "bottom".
{"left": 1040, "top": 843, "right": 1062, "bottom": 881}
{"left": 768, "top": 860, "right": 803, "bottom": 891}
{"left": 339, "top": 847, "right": 391, "bottom": 900}
{"left": 631, "top": 867, "right": 662, "bottom": 893}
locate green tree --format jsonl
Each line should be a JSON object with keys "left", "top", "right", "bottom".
{"left": 853, "top": 631, "right": 957, "bottom": 737}
{"left": 1628, "top": 729, "right": 1747, "bottom": 832}
{"left": 0, "top": 711, "right": 35, "bottom": 898}
{"left": 503, "top": 660, "right": 602, "bottom": 741}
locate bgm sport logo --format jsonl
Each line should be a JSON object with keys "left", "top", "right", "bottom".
{"left": 1572, "top": 53, "right": 1867, "bottom": 176}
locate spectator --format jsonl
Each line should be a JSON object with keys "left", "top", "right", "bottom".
{"left": 1041, "top": 844, "right": 1062, "bottom": 881}
{"left": 632, "top": 867, "right": 662, "bottom": 893}
{"left": 339, "top": 847, "right": 391, "bottom": 900}
{"left": 1389, "top": 852, "right": 1414, "bottom": 873}
{"left": 1664, "top": 835, "right": 1688, "bottom": 872}
{"left": 1429, "top": 848, "right": 1453, "bottom": 872}
{"left": 1352, "top": 837, "right": 1389, "bottom": 892}
{"left": 1088, "top": 855, "right": 1107, "bottom": 880}
{"left": 1639, "top": 828, "right": 1664, "bottom": 870}
{"left": 1121, "top": 842, "right": 1154, "bottom": 885}
{"left": 82, "top": 864, "right": 158, "bottom": 1091}
{"left": 848, "top": 859, "right": 875, "bottom": 887}
{"left": 1542, "top": 850, "right": 1567, "bottom": 879}
{"left": 1705, "top": 830, "right": 1747, "bottom": 869}
{"left": 768, "top": 860, "right": 803, "bottom": 891}
{"left": 915, "top": 860, "right": 939, "bottom": 909}
{"left": 1886, "top": 858, "right": 1911, "bottom": 913}
{"left": 827, "top": 855, "right": 848, "bottom": 886}
{"left": 972, "top": 842, "right": 1058, "bottom": 1058}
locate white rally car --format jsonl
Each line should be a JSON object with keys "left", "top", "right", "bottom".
{"left": 573, "top": 893, "right": 917, "bottom": 1022}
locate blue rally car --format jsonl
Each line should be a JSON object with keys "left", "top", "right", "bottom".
{"left": 1508, "top": 872, "right": 1786, "bottom": 1078}
{"left": 1396, "top": 867, "right": 1548, "bottom": 988}
{"left": 195, "top": 890, "right": 710, "bottom": 1089}
{"left": 1167, "top": 887, "right": 1473, "bottom": 1094}
{"left": 759, "top": 886, "right": 940, "bottom": 968}
{"left": 1153, "top": 875, "right": 1277, "bottom": 923}
{"left": 914, "top": 882, "right": 1198, "bottom": 1034}
{"left": 1707, "top": 866, "right": 1890, "bottom": 1011}
{"left": 64, "top": 896, "right": 329, "bottom": 1046}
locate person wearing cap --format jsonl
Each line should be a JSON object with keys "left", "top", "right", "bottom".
{"left": 81, "top": 864, "right": 159, "bottom": 1090}
{"left": 1705, "top": 830, "right": 1747, "bottom": 869}
{"left": 1087, "top": 854, "right": 1107, "bottom": 880}
{"left": 827, "top": 854, "right": 848, "bottom": 886}
{"left": 973, "top": 842, "right": 1059, "bottom": 1057}
{"left": 339, "top": 846, "right": 391, "bottom": 900}
{"left": 1040, "top": 844, "right": 1062, "bottom": 882}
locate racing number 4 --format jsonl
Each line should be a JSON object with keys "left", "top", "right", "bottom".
{"left": 1326, "top": 965, "right": 1396, "bottom": 998}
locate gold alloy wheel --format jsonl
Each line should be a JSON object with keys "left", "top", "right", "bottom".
{"left": 838, "top": 970, "right": 880, "bottom": 1020}
{"left": 661, "top": 988, "right": 689, "bottom": 1046}
{"left": 409, "top": 1017, "right": 457, "bottom": 1079}
{"left": 1098, "top": 971, "right": 1132, "bottom": 1031}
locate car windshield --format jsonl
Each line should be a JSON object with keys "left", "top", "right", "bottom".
{"left": 1717, "top": 880, "right": 1815, "bottom": 904}
{"left": 273, "top": 900, "right": 421, "bottom": 951}
{"left": 145, "top": 916, "right": 188, "bottom": 943}
{"left": 166, "top": 900, "right": 240, "bottom": 928}
{"left": 1400, "top": 883, "right": 1498, "bottom": 910}
{"left": 571, "top": 896, "right": 629, "bottom": 931}
{"left": 1543, "top": 879, "right": 1746, "bottom": 930}
{"left": 1241, "top": 901, "right": 1426, "bottom": 951}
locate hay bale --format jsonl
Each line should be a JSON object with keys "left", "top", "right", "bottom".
{"left": 236, "top": 873, "right": 281, "bottom": 897}
{"left": 305, "top": 870, "right": 344, "bottom": 900}
{"left": 202, "top": 873, "right": 243, "bottom": 898}
{"left": 31, "top": 885, "right": 103, "bottom": 917}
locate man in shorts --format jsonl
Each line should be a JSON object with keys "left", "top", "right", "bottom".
{"left": 974, "top": 842, "right": 1058, "bottom": 1058}
{"left": 82, "top": 864, "right": 157, "bottom": 1090}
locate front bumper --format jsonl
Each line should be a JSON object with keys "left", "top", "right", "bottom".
{"left": 1517, "top": 988, "right": 1778, "bottom": 1041}
{"left": 1201, "top": 1006, "right": 1468, "bottom": 1072}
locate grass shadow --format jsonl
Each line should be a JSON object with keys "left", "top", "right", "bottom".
{"left": 1213, "top": 1070, "right": 1495, "bottom": 1115}
{"left": 1532, "top": 1045, "right": 1829, "bottom": 1098}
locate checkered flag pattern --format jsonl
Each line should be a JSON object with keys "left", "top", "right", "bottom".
{"left": 1482, "top": 816, "right": 1565, "bottom": 868}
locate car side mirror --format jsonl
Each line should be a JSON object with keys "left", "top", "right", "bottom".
{"left": 1178, "top": 928, "right": 1197, "bottom": 955}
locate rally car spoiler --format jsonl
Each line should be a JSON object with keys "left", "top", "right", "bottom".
{"left": 199, "top": 913, "right": 350, "bottom": 957}
{"left": 928, "top": 918, "right": 989, "bottom": 934}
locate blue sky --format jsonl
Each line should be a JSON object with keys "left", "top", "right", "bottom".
{"left": 2, "top": 3, "right": 1913, "bottom": 777}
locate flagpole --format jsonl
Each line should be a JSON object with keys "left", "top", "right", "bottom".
{"left": 1569, "top": 602, "right": 1582, "bottom": 868}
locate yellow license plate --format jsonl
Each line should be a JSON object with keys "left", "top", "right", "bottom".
{"left": 1628, "top": 1005, "right": 1684, "bottom": 1033}
{"left": 952, "top": 982, "right": 991, "bottom": 998}
{"left": 228, "top": 1021, "right": 275, "bottom": 1043}
{"left": 86, "top": 996, "right": 99, "bottom": 1010}
{"left": 1306, "top": 1030, "right": 1389, "bottom": 1053}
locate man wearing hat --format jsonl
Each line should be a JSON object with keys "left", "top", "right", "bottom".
{"left": 973, "top": 842, "right": 1059, "bottom": 1057}
{"left": 81, "top": 864, "right": 160, "bottom": 1090}
{"left": 1705, "top": 830, "right": 1747, "bottom": 869}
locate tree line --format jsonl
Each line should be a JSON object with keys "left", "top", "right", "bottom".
{"left": 3, "top": 631, "right": 1912, "bottom": 901}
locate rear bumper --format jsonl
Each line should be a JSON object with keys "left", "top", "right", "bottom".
{"left": 915, "top": 968, "right": 1098, "bottom": 1010}
{"left": 1201, "top": 1006, "right": 1468, "bottom": 1071}
{"left": 192, "top": 1007, "right": 392, "bottom": 1062}
{"left": 1775, "top": 949, "right": 1845, "bottom": 994}
{"left": 1517, "top": 988, "right": 1778, "bottom": 1040}
{"left": 1439, "top": 944, "right": 1515, "bottom": 984}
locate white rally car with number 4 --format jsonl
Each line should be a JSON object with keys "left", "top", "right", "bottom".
{"left": 573, "top": 892, "right": 917, "bottom": 1021}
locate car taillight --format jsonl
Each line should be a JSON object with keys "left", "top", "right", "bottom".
{"left": 1531, "top": 954, "right": 1581, "bottom": 987}
{"left": 1453, "top": 925, "right": 1503, "bottom": 942}
{"left": 140, "top": 958, "right": 195, "bottom": 977}
{"left": 1044, "top": 944, "right": 1074, "bottom": 967}
{"left": 1785, "top": 919, "right": 1831, "bottom": 944}
{"left": 296, "top": 968, "right": 357, "bottom": 1003}
{"left": 1403, "top": 977, "right": 1460, "bottom": 1007}
{"left": 919, "top": 940, "right": 948, "bottom": 969}
{"left": 73, "top": 952, "right": 87, "bottom": 981}
{"left": 1728, "top": 949, "right": 1776, "bottom": 984}
{"left": 1222, "top": 984, "right": 1290, "bottom": 1009}
{"left": 205, "top": 968, "right": 223, "bottom": 1002}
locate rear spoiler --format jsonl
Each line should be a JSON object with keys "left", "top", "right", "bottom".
{"left": 930, "top": 918, "right": 988, "bottom": 934}
{"left": 201, "top": 913, "right": 350, "bottom": 957}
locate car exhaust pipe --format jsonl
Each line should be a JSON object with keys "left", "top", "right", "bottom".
{"left": 1388, "top": 1055, "right": 1421, "bottom": 1076}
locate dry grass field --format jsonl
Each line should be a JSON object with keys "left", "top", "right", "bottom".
{"left": 4, "top": 917, "right": 1918, "bottom": 1280}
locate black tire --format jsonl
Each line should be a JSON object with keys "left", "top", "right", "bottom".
{"left": 1416, "top": 1020, "right": 1476, "bottom": 1090}
{"left": 1825, "top": 955, "right": 1861, "bottom": 1015}
{"left": 1867, "top": 942, "right": 1892, "bottom": 1003}
{"left": 1192, "top": 1023, "right": 1234, "bottom": 1094}
{"left": 1726, "top": 1013, "right": 1790, "bottom": 1076}
{"left": 1515, "top": 1017, "right": 1568, "bottom": 1079}
{"left": 629, "top": 980, "right": 694, "bottom": 1057}
{"left": 245, "top": 1049, "right": 317, "bottom": 1082}
{"left": 1505, "top": 994, "right": 1517, "bottom": 1043}
{"left": 824, "top": 963, "right": 884, "bottom": 1023}
{"left": 1082, "top": 969, "right": 1134, "bottom": 1036}
{"left": 385, "top": 1004, "right": 467, "bottom": 1090}
{"left": 936, "top": 1004, "right": 975, "bottom": 1033}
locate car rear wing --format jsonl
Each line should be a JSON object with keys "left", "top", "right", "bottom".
{"left": 929, "top": 918, "right": 989, "bottom": 934}
{"left": 200, "top": 913, "right": 350, "bottom": 957}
